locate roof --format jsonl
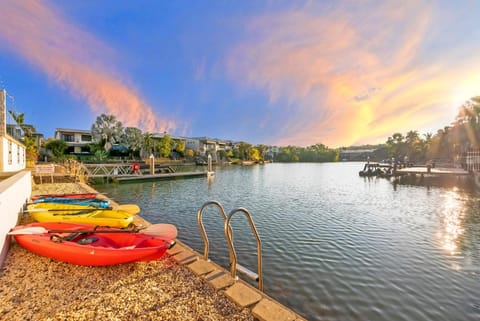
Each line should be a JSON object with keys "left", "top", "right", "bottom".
{"left": 55, "top": 128, "right": 92, "bottom": 134}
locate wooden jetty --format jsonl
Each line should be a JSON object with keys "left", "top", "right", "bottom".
{"left": 358, "top": 160, "right": 477, "bottom": 190}
{"left": 114, "top": 171, "right": 211, "bottom": 184}
{"left": 359, "top": 160, "right": 470, "bottom": 178}
{"left": 395, "top": 166, "right": 469, "bottom": 177}
{"left": 55, "top": 161, "right": 214, "bottom": 184}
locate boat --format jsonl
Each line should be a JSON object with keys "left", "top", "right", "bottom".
{"left": 32, "top": 197, "right": 110, "bottom": 208}
{"left": 10, "top": 222, "right": 175, "bottom": 266}
{"left": 27, "top": 202, "right": 140, "bottom": 215}
{"left": 31, "top": 193, "right": 99, "bottom": 201}
{"left": 27, "top": 204, "right": 135, "bottom": 228}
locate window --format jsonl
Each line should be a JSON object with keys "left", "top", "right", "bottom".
{"left": 81, "top": 134, "right": 92, "bottom": 142}
{"left": 62, "top": 134, "right": 74, "bottom": 142}
{"left": 8, "top": 140, "right": 12, "bottom": 165}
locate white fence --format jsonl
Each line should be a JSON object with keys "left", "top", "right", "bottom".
{"left": 465, "top": 150, "right": 480, "bottom": 171}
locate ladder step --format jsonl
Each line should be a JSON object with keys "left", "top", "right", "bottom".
{"left": 236, "top": 263, "right": 259, "bottom": 281}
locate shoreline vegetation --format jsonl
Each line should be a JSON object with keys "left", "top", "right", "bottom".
{"left": 18, "top": 95, "right": 480, "bottom": 171}
{"left": 0, "top": 182, "right": 255, "bottom": 321}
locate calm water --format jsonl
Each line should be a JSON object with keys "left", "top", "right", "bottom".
{"left": 95, "top": 162, "right": 480, "bottom": 321}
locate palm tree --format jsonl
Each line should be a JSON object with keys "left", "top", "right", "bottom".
{"left": 142, "top": 132, "right": 154, "bottom": 158}
{"left": 121, "top": 127, "right": 143, "bottom": 158}
{"left": 8, "top": 110, "right": 36, "bottom": 136}
{"left": 8, "top": 110, "right": 38, "bottom": 163}
{"left": 91, "top": 114, "right": 123, "bottom": 152}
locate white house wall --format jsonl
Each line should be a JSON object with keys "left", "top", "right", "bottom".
{"left": 0, "top": 135, "right": 26, "bottom": 173}
{"left": 0, "top": 171, "right": 31, "bottom": 267}
{"left": 185, "top": 139, "right": 200, "bottom": 151}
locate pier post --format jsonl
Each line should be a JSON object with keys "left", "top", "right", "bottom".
{"left": 207, "top": 154, "right": 212, "bottom": 172}
{"left": 149, "top": 154, "right": 155, "bottom": 175}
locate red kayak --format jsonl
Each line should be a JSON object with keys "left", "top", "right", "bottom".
{"left": 11, "top": 222, "right": 175, "bottom": 266}
{"left": 31, "top": 193, "right": 99, "bottom": 201}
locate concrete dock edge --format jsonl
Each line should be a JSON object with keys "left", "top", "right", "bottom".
{"left": 81, "top": 182, "right": 308, "bottom": 320}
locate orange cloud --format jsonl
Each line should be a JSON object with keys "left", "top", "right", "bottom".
{"left": 0, "top": 0, "right": 176, "bottom": 133}
{"left": 227, "top": 1, "right": 479, "bottom": 147}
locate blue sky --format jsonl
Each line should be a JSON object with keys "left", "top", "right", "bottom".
{"left": 1, "top": 0, "right": 480, "bottom": 147}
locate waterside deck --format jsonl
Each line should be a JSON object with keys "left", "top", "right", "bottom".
{"left": 114, "top": 171, "right": 211, "bottom": 183}
{"left": 395, "top": 166, "right": 470, "bottom": 177}
{"left": 2, "top": 182, "right": 306, "bottom": 321}
{"left": 359, "top": 161, "right": 471, "bottom": 178}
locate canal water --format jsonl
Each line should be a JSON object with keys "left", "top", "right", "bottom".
{"left": 95, "top": 162, "right": 480, "bottom": 321}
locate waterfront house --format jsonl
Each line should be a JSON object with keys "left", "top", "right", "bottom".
{"left": 54, "top": 128, "right": 92, "bottom": 154}
{"left": 185, "top": 137, "right": 230, "bottom": 156}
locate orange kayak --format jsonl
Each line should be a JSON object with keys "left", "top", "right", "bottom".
{"left": 11, "top": 222, "right": 175, "bottom": 266}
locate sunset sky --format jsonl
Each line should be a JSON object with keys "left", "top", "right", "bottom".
{"left": 1, "top": 0, "right": 479, "bottom": 148}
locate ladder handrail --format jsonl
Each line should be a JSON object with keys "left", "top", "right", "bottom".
{"left": 224, "top": 207, "right": 263, "bottom": 291}
{"left": 197, "top": 200, "right": 231, "bottom": 261}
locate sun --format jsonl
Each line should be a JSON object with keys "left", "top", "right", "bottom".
{"left": 449, "top": 76, "right": 480, "bottom": 111}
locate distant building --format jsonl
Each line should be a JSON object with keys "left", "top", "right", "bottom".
{"left": 6, "top": 123, "right": 23, "bottom": 141}
{"left": 339, "top": 148, "right": 377, "bottom": 161}
{"left": 185, "top": 137, "right": 230, "bottom": 156}
{"left": 54, "top": 128, "right": 92, "bottom": 154}
{"left": 266, "top": 146, "right": 280, "bottom": 160}
{"left": 32, "top": 132, "right": 45, "bottom": 153}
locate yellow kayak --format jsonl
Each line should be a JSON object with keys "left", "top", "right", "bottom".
{"left": 26, "top": 204, "right": 134, "bottom": 228}
{"left": 27, "top": 203, "right": 140, "bottom": 215}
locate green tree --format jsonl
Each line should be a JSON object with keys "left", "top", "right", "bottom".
{"left": 255, "top": 144, "right": 268, "bottom": 160}
{"left": 185, "top": 149, "right": 194, "bottom": 159}
{"left": 45, "top": 139, "right": 68, "bottom": 159}
{"left": 454, "top": 96, "right": 480, "bottom": 149}
{"left": 157, "top": 134, "right": 172, "bottom": 158}
{"left": 236, "top": 142, "right": 252, "bottom": 160}
{"left": 249, "top": 147, "right": 260, "bottom": 161}
{"left": 8, "top": 111, "right": 33, "bottom": 134}
{"left": 142, "top": 132, "right": 154, "bottom": 157}
{"left": 91, "top": 114, "right": 123, "bottom": 152}
{"left": 276, "top": 146, "right": 300, "bottom": 162}
{"left": 386, "top": 133, "right": 405, "bottom": 158}
{"left": 94, "top": 150, "right": 109, "bottom": 162}
{"left": 121, "top": 127, "right": 143, "bottom": 158}
{"left": 217, "top": 150, "right": 228, "bottom": 161}
{"left": 173, "top": 139, "right": 186, "bottom": 157}
{"left": 9, "top": 110, "right": 38, "bottom": 163}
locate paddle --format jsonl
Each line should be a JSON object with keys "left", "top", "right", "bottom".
{"left": 25, "top": 204, "right": 141, "bottom": 215}
{"left": 9, "top": 223, "right": 178, "bottom": 239}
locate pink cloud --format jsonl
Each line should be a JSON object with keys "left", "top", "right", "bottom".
{"left": 227, "top": 1, "right": 478, "bottom": 147}
{"left": 0, "top": 0, "right": 176, "bottom": 133}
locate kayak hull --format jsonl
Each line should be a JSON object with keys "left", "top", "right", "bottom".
{"left": 27, "top": 204, "right": 134, "bottom": 228}
{"left": 12, "top": 222, "right": 174, "bottom": 266}
{"left": 32, "top": 197, "right": 110, "bottom": 208}
{"left": 31, "top": 193, "right": 99, "bottom": 201}
{"left": 29, "top": 203, "right": 103, "bottom": 211}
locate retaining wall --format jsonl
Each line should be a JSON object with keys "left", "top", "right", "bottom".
{"left": 0, "top": 171, "right": 31, "bottom": 266}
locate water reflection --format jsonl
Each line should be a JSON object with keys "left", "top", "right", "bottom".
{"left": 438, "top": 190, "right": 465, "bottom": 256}
{"left": 95, "top": 163, "right": 480, "bottom": 321}
{"left": 395, "top": 174, "right": 475, "bottom": 192}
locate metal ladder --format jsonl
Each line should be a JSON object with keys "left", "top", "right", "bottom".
{"left": 197, "top": 201, "right": 263, "bottom": 291}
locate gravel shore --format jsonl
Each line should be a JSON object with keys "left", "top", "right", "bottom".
{"left": 0, "top": 183, "right": 255, "bottom": 321}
